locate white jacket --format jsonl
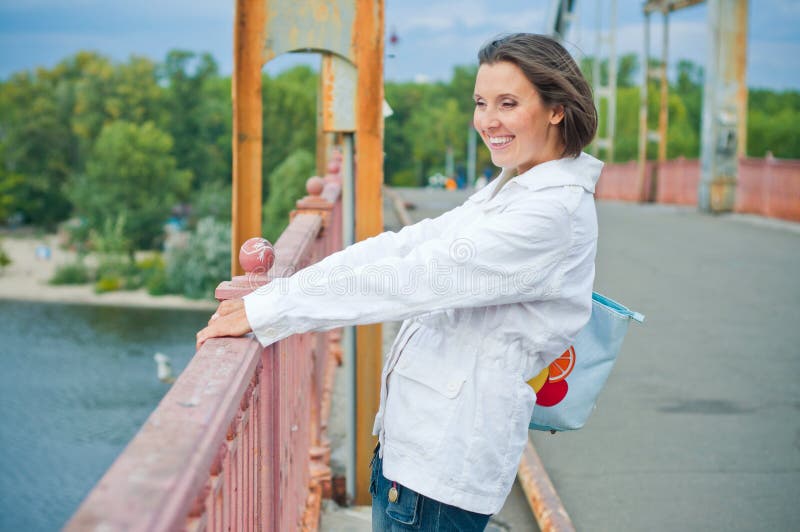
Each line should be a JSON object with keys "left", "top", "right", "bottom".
{"left": 243, "top": 152, "right": 603, "bottom": 514}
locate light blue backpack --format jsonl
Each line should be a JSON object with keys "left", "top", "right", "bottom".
{"left": 528, "top": 292, "right": 645, "bottom": 432}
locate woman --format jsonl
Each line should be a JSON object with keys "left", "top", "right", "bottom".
{"left": 197, "top": 33, "right": 600, "bottom": 531}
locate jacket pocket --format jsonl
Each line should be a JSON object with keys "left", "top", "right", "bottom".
{"left": 464, "top": 364, "right": 528, "bottom": 491}
{"left": 384, "top": 347, "right": 467, "bottom": 457}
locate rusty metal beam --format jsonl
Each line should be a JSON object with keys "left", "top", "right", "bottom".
{"left": 353, "top": 0, "right": 384, "bottom": 505}
{"left": 698, "top": 0, "right": 748, "bottom": 212}
{"left": 636, "top": 12, "right": 651, "bottom": 201}
{"left": 231, "top": 0, "right": 266, "bottom": 276}
{"left": 735, "top": 2, "right": 748, "bottom": 157}
{"left": 518, "top": 439, "right": 576, "bottom": 532}
{"left": 317, "top": 56, "right": 330, "bottom": 178}
{"left": 644, "top": 0, "right": 704, "bottom": 14}
{"left": 658, "top": 11, "right": 669, "bottom": 164}
{"left": 262, "top": 0, "right": 356, "bottom": 63}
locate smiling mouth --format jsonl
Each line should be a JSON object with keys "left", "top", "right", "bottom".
{"left": 488, "top": 135, "right": 514, "bottom": 149}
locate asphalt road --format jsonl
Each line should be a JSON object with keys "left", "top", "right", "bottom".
{"left": 531, "top": 200, "right": 800, "bottom": 531}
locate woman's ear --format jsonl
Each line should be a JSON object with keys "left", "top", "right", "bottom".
{"left": 549, "top": 104, "right": 565, "bottom": 125}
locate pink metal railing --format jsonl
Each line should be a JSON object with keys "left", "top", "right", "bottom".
{"left": 597, "top": 156, "right": 800, "bottom": 222}
{"left": 595, "top": 160, "right": 655, "bottom": 202}
{"left": 67, "top": 154, "right": 345, "bottom": 531}
{"left": 655, "top": 156, "right": 699, "bottom": 206}
{"left": 737, "top": 154, "right": 800, "bottom": 222}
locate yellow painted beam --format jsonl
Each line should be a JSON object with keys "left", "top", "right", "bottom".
{"left": 231, "top": 0, "right": 266, "bottom": 276}
{"left": 353, "top": 0, "right": 384, "bottom": 505}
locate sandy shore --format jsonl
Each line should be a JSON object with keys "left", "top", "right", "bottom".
{"left": 0, "top": 232, "right": 217, "bottom": 312}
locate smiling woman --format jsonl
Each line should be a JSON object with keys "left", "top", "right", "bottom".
{"left": 474, "top": 61, "right": 565, "bottom": 173}
{"left": 197, "top": 33, "right": 601, "bottom": 531}
{"left": 474, "top": 33, "right": 597, "bottom": 174}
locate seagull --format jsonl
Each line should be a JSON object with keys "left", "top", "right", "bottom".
{"left": 153, "top": 352, "right": 176, "bottom": 384}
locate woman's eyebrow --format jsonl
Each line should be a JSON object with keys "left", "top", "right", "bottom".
{"left": 474, "top": 92, "right": 519, "bottom": 99}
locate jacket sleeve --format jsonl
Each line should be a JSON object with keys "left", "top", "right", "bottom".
{"left": 243, "top": 198, "right": 571, "bottom": 346}
{"left": 291, "top": 202, "right": 470, "bottom": 275}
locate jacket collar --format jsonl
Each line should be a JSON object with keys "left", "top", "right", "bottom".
{"left": 469, "top": 152, "right": 603, "bottom": 205}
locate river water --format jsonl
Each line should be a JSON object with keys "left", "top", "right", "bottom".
{"left": 0, "top": 300, "right": 210, "bottom": 531}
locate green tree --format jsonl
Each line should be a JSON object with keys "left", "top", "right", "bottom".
{"left": 67, "top": 121, "right": 191, "bottom": 251}
{"left": 0, "top": 69, "right": 76, "bottom": 226}
{"left": 262, "top": 67, "right": 318, "bottom": 198}
{"left": 579, "top": 54, "right": 638, "bottom": 88}
{"left": 72, "top": 53, "right": 166, "bottom": 160}
{"left": 263, "top": 148, "right": 316, "bottom": 242}
{"left": 159, "top": 51, "right": 223, "bottom": 190}
{"left": 385, "top": 81, "right": 430, "bottom": 185}
{"left": 748, "top": 89, "right": 800, "bottom": 157}
{"left": 165, "top": 216, "right": 230, "bottom": 299}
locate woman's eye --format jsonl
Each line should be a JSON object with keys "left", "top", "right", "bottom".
{"left": 501, "top": 101, "right": 517, "bottom": 109}
{"left": 474, "top": 100, "right": 485, "bottom": 108}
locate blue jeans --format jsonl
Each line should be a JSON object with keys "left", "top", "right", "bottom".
{"left": 370, "top": 447, "right": 491, "bottom": 531}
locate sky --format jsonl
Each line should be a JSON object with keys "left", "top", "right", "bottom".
{"left": 0, "top": 0, "right": 798, "bottom": 90}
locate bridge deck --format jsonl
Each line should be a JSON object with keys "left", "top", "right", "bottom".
{"left": 323, "top": 188, "right": 800, "bottom": 531}
{"left": 536, "top": 200, "right": 800, "bottom": 531}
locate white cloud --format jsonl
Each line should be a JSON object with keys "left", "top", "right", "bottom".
{"left": 391, "top": 0, "right": 547, "bottom": 34}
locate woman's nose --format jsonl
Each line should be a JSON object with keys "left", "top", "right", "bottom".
{"left": 475, "top": 108, "right": 500, "bottom": 131}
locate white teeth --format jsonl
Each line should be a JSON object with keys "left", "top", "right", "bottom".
{"left": 489, "top": 136, "right": 513, "bottom": 145}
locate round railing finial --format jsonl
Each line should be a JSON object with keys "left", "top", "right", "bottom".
{"left": 239, "top": 237, "right": 275, "bottom": 274}
{"left": 306, "top": 176, "right": 325, "bottom": 196}
{"left": 326, "top": 160, "right": 341, "bottom": 175}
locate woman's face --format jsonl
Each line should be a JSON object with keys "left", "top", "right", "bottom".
{"left": 473, "top": 61, "right": 565, "bottom": 174}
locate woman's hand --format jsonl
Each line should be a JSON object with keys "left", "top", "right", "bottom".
{"left": 196, "top": 298, "right": 253, "bottom": 351}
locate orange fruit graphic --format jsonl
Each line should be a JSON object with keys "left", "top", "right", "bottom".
{"left": 527, "top": 367, "right": 549, "bottom": 393}
{"left": 547, "top": 346, "right": 575, "bottom": 383}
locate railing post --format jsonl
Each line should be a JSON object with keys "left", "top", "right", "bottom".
{"left": 292, "top": 176, "right": 340, "bottom": 511}
{"left": 215, "top": 238, "right": 276, "bottom": 531}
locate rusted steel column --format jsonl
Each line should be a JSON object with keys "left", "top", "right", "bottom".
{"left": 699, "top": 0, "right": 748, "bottom": 213}
{"left": 658, "top": 11, "right": 669, "bottom": 165}
{"left": 317, "top": 56, "right": 330, "bottom": 179}
{"left": 353, "top": 0, "right": 385, "bottom": 505}
{"left": 636, "top": 12, "right": 651, "bottom": 202}
{"left": 518, "top": 439, "right": 576, "bottom": 532}
{"left": 735, "top": 2, "right": 748, "bottom": 157}
{"left": 231, "top": 0, "right": 266, "bottom": 276}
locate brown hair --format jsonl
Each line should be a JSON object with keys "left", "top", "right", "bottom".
{"left": 478, "top": 33, "right": 597, "bottom": 158}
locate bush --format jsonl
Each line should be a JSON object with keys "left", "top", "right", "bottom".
{"left": 50, "top": 261, "right": 91, "bottom": 285}
{"left": 136, "top": 254, "right": 169, "bottom": 295}
{"left": 389, "top": 168, "right": 420, "bottom": 187}
{"left": 57, "top": 217, "right": 91, "bottom": 254}
{"left": 94, "top": 275, "right": 123, "bottom": 293}
{"left": 145, "top": 266, "right": 170, "bottom": 295}
{"left": 0, "top": 240, "right": 10, "bottom": 270}
{"left": 165, "top": 217, "right": 230, "bottom": 299}
{"left": 95, "top": 256, "right": 139, "bottom": 290}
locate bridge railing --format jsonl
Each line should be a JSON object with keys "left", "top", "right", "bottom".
{"left": 597, "top": 155, "right": 800, "bottom": 222}
{"left": 67, "top": 158, "right": 344, "bottom": 531}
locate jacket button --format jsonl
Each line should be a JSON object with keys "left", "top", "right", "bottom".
{"left": 264, "top": 328, "right": 277, "bottom": 337}
{"left": 447, "top": 382, "right": 458, "bottom": 393}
